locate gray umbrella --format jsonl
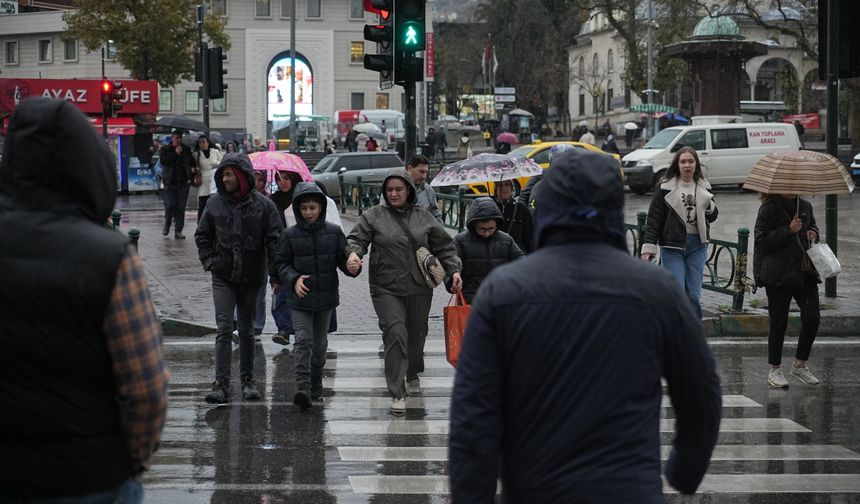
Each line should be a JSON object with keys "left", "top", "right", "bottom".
{"left": 157, "top": 115, "right": 207, "bottom": 132}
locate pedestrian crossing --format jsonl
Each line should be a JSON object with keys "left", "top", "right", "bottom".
{"left": 319, "top": 340, "right": 860, "bottom": 499}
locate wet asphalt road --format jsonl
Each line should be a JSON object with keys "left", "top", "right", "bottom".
{"left": 142, "top": 336, "right": 860, "bottom": 503}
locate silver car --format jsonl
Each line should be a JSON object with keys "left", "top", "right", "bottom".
{"left": 312, "top": 152, "right": 403, "bottom": 199}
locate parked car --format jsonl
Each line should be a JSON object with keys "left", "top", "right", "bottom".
{"left": 851, "top": 152, "right": 860, "bottom": 183}
{"left": 621, "top": 122, "right": 802, "bottom": 194}
{"left": 311, "top": 151, "right": 403, "bottom": 200}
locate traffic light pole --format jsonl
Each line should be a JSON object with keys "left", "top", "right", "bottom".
{"left": 197, "top": 5, "right": 210, "bottom": 131}
{"left": 404, "top": 80, "right": 416, "bottom": 161}
{"left": 824, "top": 0, "right": 840, "bottom": 297}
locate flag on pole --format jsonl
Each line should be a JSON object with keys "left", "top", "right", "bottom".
{"left": 482, "top": 34, "right": 498, "bottom": 78}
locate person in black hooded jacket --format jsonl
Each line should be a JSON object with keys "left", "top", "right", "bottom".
{"left": 492, "top": 179, "right": 533, "bottom": 253}
{"left": 195, "top": 152, "right": 283, "bottom": 404}
{"left": 449, "top": 149, "right": 721, "bottom": 503}
{"left": 448, "top": 197, "right": 523, "bottom": 303}
{"left": 754, "top": 193, "right": 821, "bottom": 389}
{"left": 273, "top": 182, "right": 358, "bottom": 409}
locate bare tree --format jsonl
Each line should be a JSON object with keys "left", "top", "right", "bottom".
{"left": 571, "top": 58, "right": 610, "bottom": 128}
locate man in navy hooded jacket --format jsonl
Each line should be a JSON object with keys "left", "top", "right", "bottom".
{"left": 449, "top": 150, "right": 722, "bottom": 503}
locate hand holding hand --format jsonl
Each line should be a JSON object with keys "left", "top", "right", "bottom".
{"left": 451, "top": 272, "right": 463, "bottom": 292}
{"left": 294, "top": 275, "right": 310, "bottom": 298}
{"left": 789, "top": 214, "right": 803, "bottom": 234}
{"left": 347, "top": 252, "right": 362, "bottom": 275}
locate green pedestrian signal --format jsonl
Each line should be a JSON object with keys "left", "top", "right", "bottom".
{"left": 403, "top": 22, "right": 420, "bottom": 47}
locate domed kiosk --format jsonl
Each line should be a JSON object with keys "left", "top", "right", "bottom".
{"left": 664, "top": 15, "right": 768, "bottom": 116}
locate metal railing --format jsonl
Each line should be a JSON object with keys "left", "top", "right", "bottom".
{"left": 627, "top": 211, "right": 750, "bottom": 312}
{"left": 107, "top": 210, "right": 141, "bottom": 250}
{"left": 435, "top": 189, "right": 477, "bottom": 231}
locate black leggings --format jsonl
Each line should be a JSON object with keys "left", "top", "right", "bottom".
{"left": 765, "top": 274, "right": 820, "bottom": 366}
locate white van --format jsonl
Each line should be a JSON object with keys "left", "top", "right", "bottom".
{"left": 358, "top": 109, "right": 405, "bottom": 147}
{"left": 622, "top": 123, "right": 802, "bottom": 194}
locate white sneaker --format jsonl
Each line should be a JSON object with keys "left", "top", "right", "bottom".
{"left": 390, "top": 397, "right": 406, "bottom": 416}
{"left": 790, "top": 365, "right": 820, "bottom": 385}
{"left": 406, "top": 377, "right": 421, "bottom": 396}
{"left": 768, "top": 367, "right": 789, "bottom": 389}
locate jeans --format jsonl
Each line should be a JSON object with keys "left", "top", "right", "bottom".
{"left": 661, "top": 234, "right": 708, "bottom": 319}
{"left": 0, "top": 479, "right": 143, "bottom": 504}
{"left": 212, "top": 274, "right": 260, "bottom": 383}
{"left": 272, "top": 288, "right": 337, "bottom": 335}
{"left": 163, "top": 184, "right": 189, "bottom": 234}
{"left": 254, "top": 279, "right": 267, "bottom": 335}
{"left": 292, "top": 308, "right": 333, "bottom": 392}
{"left": 765, "top": 275, "right": 820, "bottom": 366}
{"left": 197, "top": 195, "right": 210, "bottom": 222}
{"left": 371, "top": 293, "right": 433, "bottom": 399}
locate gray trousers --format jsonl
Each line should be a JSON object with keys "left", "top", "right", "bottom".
{"left": 292, "top": 308, "right": 333, "bottom": 392}
{"left": 213, "top": 275, "right": 260, "bottom": 383}
{"left": 163, "top": 184, "right": 190, "bottom": 233}
{"left": 371, "top": 293, "right": 433, "bottom": 399}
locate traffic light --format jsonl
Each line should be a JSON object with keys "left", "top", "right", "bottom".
{"left": 208, "top": 46, "right": 228, "bottom": 99}
{"left": 111, "top": 81, "right": 124, "bottom": 115}
{"left": 393, "top": 0, "right": 425, "bottom": 83}
{"left": 100, "top": 80, "right": 114, "bottom": 118}
{"left": 363, "top": 0, "right": 394, "bottom": 89}
{"left": 818, "top": 0, "right": 860, "bottom": 79}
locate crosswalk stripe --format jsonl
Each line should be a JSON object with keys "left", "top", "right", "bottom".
{"left": 338, "top": 445, "right": 860, "bottom": 462}
{"left": 322, "top": 377, "right": 454, "bottom": 389}
{"left": 328, "top": 418, "right": 810, "bottom": 435}
{"left": 324, "top": 357, "right": 451, "bottom": 370}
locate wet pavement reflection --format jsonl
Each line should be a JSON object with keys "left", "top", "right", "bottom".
{"left": 144, "top": 336, "right": 860, "bottom": 503}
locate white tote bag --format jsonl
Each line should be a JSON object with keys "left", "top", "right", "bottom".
{"left": 806, "top": 243, "right": 841, "bottom": 279}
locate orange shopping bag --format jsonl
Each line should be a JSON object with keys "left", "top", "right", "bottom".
{"left": 443, "top": 290, "right": 470, "bottom": 368}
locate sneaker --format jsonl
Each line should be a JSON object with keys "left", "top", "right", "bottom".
{"left": 242, "top": 376, "right": 261, "bottom": 400}
{"left": 406, "top": 377, "right": 421, "bottom": 396}
{"left": 790, "top": 364, "right": 820, "bottom": 385}
{"left": 294, "top": 390, "right": 312, "bottom": 411}
{"left": 390, "top": 397, "right": 407, "bottom": 416}
{"left": 272, "top": 332, "right": 290, "bottom": 346}
{"left": 768, "top": 367, "right": 789, "bottom": 389}
{"left": 162, "top": 224, "right": 169, "bottom": 236}
{"left": 205, "top": 381, "right": 230, "bottom": 404}
{"left": 174, "top": 232, "right": 186, "bottom": 239}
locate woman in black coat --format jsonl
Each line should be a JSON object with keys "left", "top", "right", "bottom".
{"left": 492, "top": 180, "right": 533, "bottom": 253}
{"left": 753, "top": 193, "right": 821, "bottom": 389}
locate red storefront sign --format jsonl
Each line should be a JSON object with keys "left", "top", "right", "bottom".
{"left": 86, "top": 116, "right": 138, "bottom": 136}
{"left": 425, "top": 33, "right": 435, "bottom": 79}
{"left": 0, "top": 78, "right": 159, "bottom": 116}
{"left": 783, "top": 113, "right": 821, "bottom": 129}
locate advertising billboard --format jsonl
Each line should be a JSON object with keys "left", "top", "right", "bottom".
{"left": 267, "top": 55, "right": 313, "bottom": 121}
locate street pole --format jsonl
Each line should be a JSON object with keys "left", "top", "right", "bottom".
{"left": 824, "top": 0, "right": 840, "bottom": 297}
{"left": 197, "top": 5, "right": 210, "bottom": 131}
{"left": 646, "top": 0, "right": 654, "bottom": 138}
{"left": 405, "top": 80, "right": 417, "bottom": 160}
{"left": 101, "top": 46, "right": 107, "bottom": 140}
{"left": 289, "top": 0, "right": 297, "bottom": 153}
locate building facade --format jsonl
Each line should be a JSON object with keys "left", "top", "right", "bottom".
{"left": 0, "top": 0, "right": 409, "bottom": 140}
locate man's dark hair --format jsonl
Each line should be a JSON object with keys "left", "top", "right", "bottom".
{"left": 407, "top": 154, "right": 430, "bottom": 168}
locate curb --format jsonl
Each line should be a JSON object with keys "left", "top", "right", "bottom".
{"left": 703, "top": 314, "right": 860, "bottom": 337}
{"left": 161, "top": 318, "right": 215, "bottom": 338}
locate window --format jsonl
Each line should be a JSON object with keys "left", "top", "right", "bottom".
{"left": 38, "top": 39, "right": 53, "bottom": 63}
{"left": 578, "top": 56, "right": 584, "bottom": 77}
{"left": 350, "top": 92, "right": 364, "bottom": 109}
{"left": 159, "top": 90, "right": 173, "bottom": 113}
{"left": 711, "top": 128, "right": 748, "bottom": 149}
{"left": 185, "top": 90, "right": 200, "bottom": 113}
{"left": 212, "top": 93, "right": 228, "bottom": 113}
{"left": 350, "top": 42, "right": 364, "bottom": 64}
{"left": 5, "top": 41, "right": 18, "bottom": 65}
{"left": 376, "top": 92, "right": 389, "bottom": 109}
{"left": 256, "top": 0, "right": 271, "bottom": 17}
{"left": 578, "top": 91, "right": 585, "bottom": 116}
{"left": 281, "top": 0, "right": 294, "bottom": 17}
{"left": 371, "top": 154, "right": 402, "bottom": 168}
{"left": 678, "top": 130, "right": 706, "bottom": 151}
{"left": 607, "top": 49, "right": 614, "bottom": 73}
{"left": 105, "top": 40, "right": 118, "bottom": 60}
{"left": 531, "top": 148, "right": 552, "bottom": 165}
{"left": 607, "top": 87, "right": 614, "bottom": 111}
{"left": 339, "top": 156, "right": 370, "bottom": 171}
{"left": 592, "top": 53, "right": 598, "bottom": 76}
{"left": 350, "top": 0, "right": 364, "bottom": 18}
{"left": 210, "top": 0, "right": 227, "bottom": 16}
{"left": 63, "top": 39, "right": 77, "bottom": 61}
{"left": 306, "top": 0, "right": 321, "bottom": 18}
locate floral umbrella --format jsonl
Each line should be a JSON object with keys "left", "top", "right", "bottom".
{"left": 430, "top": 153, "right": 542, "bottom": 187}
{"left": 248, "top": 151, "right": 313, "bottom": 189}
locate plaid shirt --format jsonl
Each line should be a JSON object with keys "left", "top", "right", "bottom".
{"left": 102, "top": 245, "right": 169, "bottom": 474}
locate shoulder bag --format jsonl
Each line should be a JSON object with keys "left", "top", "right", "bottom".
{"left": 392, "top": 212, "right": 446, "bottom": 288}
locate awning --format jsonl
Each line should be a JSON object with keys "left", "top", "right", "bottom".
{"left": 87, "top": 117, "right": 137, "bottom": 136}
{"left": 629, "top": 103, "right": 678, "bottom": 114}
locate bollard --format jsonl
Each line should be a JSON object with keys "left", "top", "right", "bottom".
{"left": 732, "top": 227, "right": 750, "bottom": 312}
{"left": 636, "top": 211, "right": 647, "bottom": 257}
{"left": 128, "top": 228, "right": 141, "bottom": 251}
{"left": 339, "top": 173, "right": 346, "bottom": 214}
{"left": 111, "top": 210, "right": 122, "bottom": 230}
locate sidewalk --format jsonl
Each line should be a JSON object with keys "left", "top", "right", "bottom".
{"left": 115, "top": 194, "right": 860, "bottom": 337}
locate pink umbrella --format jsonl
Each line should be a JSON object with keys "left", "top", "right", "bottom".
{"left": 496, "top": 132, "right": 519, "bottom": 144}
{"left": 248, "top": 151, "right": 313, "bottom": 189}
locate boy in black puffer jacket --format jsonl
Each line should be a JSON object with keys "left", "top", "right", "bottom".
{"left": 273, "top": 182, "right": 358, "bottom": 410}
{"left": 448, "top": 197, "right": 523, "bottom": 303}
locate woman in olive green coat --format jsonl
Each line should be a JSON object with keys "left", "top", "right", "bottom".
{"left": 347, "top": 169, "right": 462, "bottom": 415}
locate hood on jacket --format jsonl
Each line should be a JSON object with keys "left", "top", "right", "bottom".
{"left": 291, "top": 181, "right": 327, "bottom": 226}
{"left": 533, "top": 149, "right": 626, "bottom": 251}
{"left": 0, "top": 98, "right": 117, "bottom": 224}
{"left": 466, "top": 197, "right": 504, "bottom": 231}
{"left": 381, "top": 168, "right": 417, "bottom": 207}
{"left": 214, "top": 152, "right": 255, "bottom": 196}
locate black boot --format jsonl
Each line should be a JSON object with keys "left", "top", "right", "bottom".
{"left": 310, "top": 372, "right": 323, "bottom": 401}
{"left": 205, "top": 380, "right": 230, "bottom": 404}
